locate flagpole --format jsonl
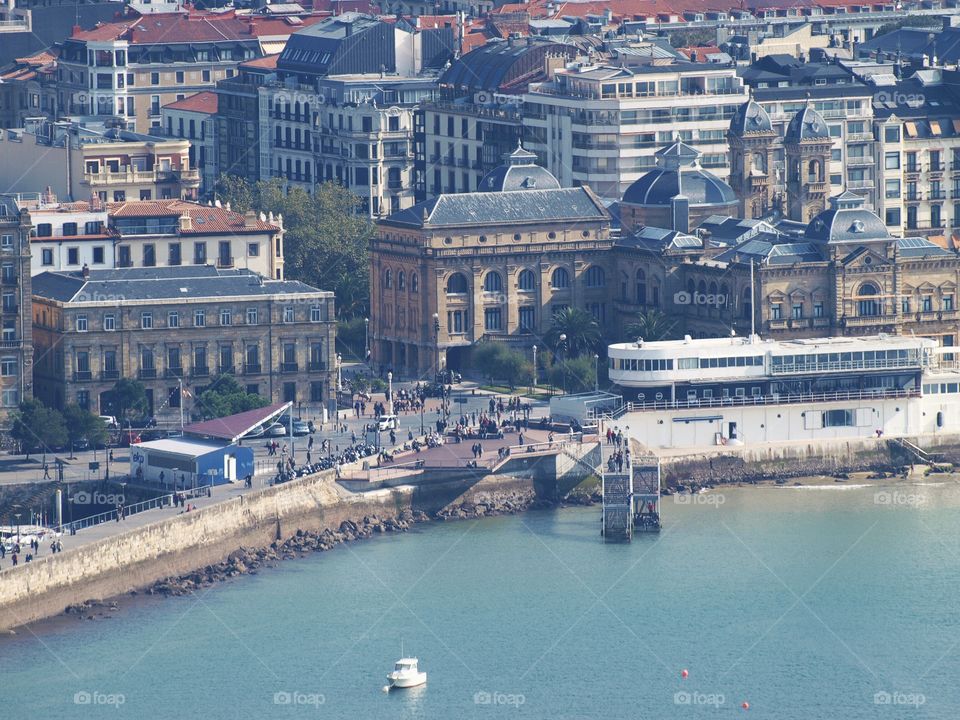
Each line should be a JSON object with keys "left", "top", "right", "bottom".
{"left": 179, "top": 378, "right": 184, "bottom": 434}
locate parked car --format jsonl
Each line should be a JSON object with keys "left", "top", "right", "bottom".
{"left": 276, "top": 415, "right": 310, "bottom": 437}
{"left": 242, "top": 425, "right": 266, "bottom": 439}
{"left": 436, "top": 370, "right": 462, "bottom": 385}
{"left": 98, "top": 415, "right": 118, "bottom": 428}
{"left": 265, "top": 423, "right": 287, "bottom": 438}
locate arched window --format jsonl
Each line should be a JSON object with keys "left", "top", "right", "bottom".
{"left": 708, "top": 281, "right": 718, "bottom": 296}
{"left": 446, "top": 272, "right": 468, "bottom": 294}
{"left": 397, "top": 271, "right": 405, "bottom": 291}
{"left": 483, "top": 272, "right": 503, "bottom": 293}
{"left": 636, "top": 269, "right": 647, "bottom": 305}
{"left": 697, "top": 280, "right": 707, "bottom": 295}
{"left": 620, "top": 271, "right": 629, "bottom": 301}
{"left": 383, "top": 269, "right": 392, "bottom": 289}
{"left": 552, "top": 268, "right": 570, "bottom": 289}
{"left": 807, "top": 159, "right": 821, "bottom": 183}
{"left": 410, "top": 273, "right": 419, "bottom": 293}
{"left": 687, "top": 279, "right": 695, "bottom": 295}
{"left": 585, "top": 265, "right": 606, "bottom": 288}
{"left": 518, "top": 269, "right": 536, "bottom": 291}
{"left": 857, "top": 282, "right": 881, "bottom": 317}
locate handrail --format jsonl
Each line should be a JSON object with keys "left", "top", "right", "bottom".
{"left": 620, "top": 388, "right": 918, "bottom": 413}
{"left": 62, "top": 484, "right": 212, "bottom": 534}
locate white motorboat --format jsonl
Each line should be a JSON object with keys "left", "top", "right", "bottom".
{"left": 386, "top": 657, "right": 427, "bottom": 689}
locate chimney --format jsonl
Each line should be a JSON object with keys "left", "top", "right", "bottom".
{"left": 71, "top": 24, "right": 82, "bottom": 37}
{"left": 244, "top": 209, "right": 258, "bottom": 228}
{"left": 179, "top": 212, "right": 193, "bottom": 231}
{"left": 81, "top": 263, "right": 90, "bottom": 280}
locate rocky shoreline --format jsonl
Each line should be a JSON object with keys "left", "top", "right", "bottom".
{"left": 60, "top": 490, "right": 602, "bottom": 620}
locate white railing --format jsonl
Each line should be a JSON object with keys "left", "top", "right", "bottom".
{"left": 620, "top": 388, "right": 919, "bottom": 413}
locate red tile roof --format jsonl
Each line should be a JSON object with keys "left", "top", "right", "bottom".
{"left": 240, "top": 53, "right": 280, "bottom": 70}
{"left": 71, "top": 10, "right": 323, "bottom": 44}
{"left": 163, "top": 91, "right": 219, "bottom": 114}
{"left": 183, "top": 402, "right": 291, "bottom": 442}
{"left": 107, "top": 200, "right": 280, "bottom": 234}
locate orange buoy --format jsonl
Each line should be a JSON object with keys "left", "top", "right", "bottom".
{"left": 681, "top": 669, "right": 689, "bottom": 679}
{"left": 742, "top": 702, "right": 750, "bottom": 710}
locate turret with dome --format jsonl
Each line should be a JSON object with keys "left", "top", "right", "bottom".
{"left": 727, "top": 99, "right": 778, "bottom": 220}
{"left": 619, "top": 139, "right": 739, "bottom": 233}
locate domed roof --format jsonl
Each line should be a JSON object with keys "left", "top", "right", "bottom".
{"left": 729, "top": 100, "right": 773, "bottom": 135}
{"left": 805, "top": 191, "right": 891, "bottom": 244}
{"left": 622, "top": 140, "right": 738, "bottom": 207}
{"left": 785, "top": 105, "right": 830, "bottom": 143}
{"left": 479, "top": 143, "right": 561, "bottom": 192}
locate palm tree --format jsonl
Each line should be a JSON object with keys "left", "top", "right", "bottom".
{"left": 545, "top": 307, "right": 602, "bottom": 357}
{"left": 625, "top": 309, "right": 677, "bottom": 343}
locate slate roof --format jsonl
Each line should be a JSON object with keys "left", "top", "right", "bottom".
{"left": 805, "top": 192, "right": 890, "bottom": 244}
{"left": 32, "top": 267, "right": 328, "bottom": 305}
{"left": 714, "top": 239, "right": 825, "bottom": 265}
{"left": 622, "top": 142, "right": 737, "bottom": 207}
{"left": 728, "top": 99, "right": 774, "bottom": 135}
{"left": 440, "top": 38, "right": 575, "bottom": 93}
{"left": 858, "top": 26, "right": 960, "bottom": 64}
{"left": 478, "top": 145, "right": 561, "bottom": 192}
{"left": 616, "top": 226, "right": 704, "bottom": 253}
{"left": 784, "top": 105, "right": 831, "bottom": 143}
{"left": 382, "top": 187, "right": 608, "bottom": 228}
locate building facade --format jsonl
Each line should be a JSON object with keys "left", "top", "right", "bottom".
{"left": 370, "top": 149, "right": 611, "bottom": 375}
{"left": 31, "top": 266, "right": 336, "bottom": 417}
{"left": 522, "top": 58, "right": 749, "bottom": 201}
{"left": 0, "top": 119, "right": 200, "bottom": 201}
{"left": 161, "top": 91, "right": 218, "bottom": 197}
{"left": 0, "top": 196, "right": 32, "bottom": 424}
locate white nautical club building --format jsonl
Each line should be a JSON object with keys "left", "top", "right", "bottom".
{"left": 608, "top": 333, "right": 960, "bottom": 449}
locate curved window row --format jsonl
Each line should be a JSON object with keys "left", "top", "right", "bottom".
{"left": 382, "top": 268, "right": 419, "bottom": 293}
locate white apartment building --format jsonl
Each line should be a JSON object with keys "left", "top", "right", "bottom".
{"left": 521, "top": 60, "right": 749, "bottom": 201}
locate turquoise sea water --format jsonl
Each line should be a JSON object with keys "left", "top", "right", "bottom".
{"left": 3, "top": 479, "right": 960, "bottom": 719}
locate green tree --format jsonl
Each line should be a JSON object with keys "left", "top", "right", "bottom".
{"left": 545, "top": 307, "right": 602, "bottom": 358}
{"left": 10, "top": 399, "right": 67, "bottom": 457}
{"left": 103, "top": 378, "right": 148, "bottom": 422}
{"left": 215, "top": 176, "right": 374, "bottom": 319}
{"left": 546, "top": 354, "right": 596, "bottom": 394}
{"left": 625, "top": 309, "right": 677, "bottom": 343}
{"left": 471, "top": 344, "right": 533, "bottom": 388}
{"left": 62, "top": 404, "right": 109, "bottom": 449}
{"left": 195, "top": 375, "right": 268, "bottom": 420}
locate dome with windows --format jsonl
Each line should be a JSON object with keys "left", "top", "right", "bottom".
{"left": 621, "top": 140, "right": 738, "bottom": 208}
{"left": 784, "top": 105, "right": 830, "bottom": 143}
{"left": 805, "top": 191, "right": 891, "bottom": 244}
{"left": 478, "top": 143, "right": 561, "bottom": 192}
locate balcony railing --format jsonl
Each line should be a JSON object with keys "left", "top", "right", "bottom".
{"left": 280, "top": 361, "right": 298, "bottom": 373}
{"left": 73, "top": 370, "right": 92, "bottom": 382}
{"left": 243, "top": 363, "right": 262, "bottom": 374}
{"left": 139, "top": 368, "right": 157, "bottom": 379}
{"left": 165, "top": 367, "right": 184, "bottom": 378}
{"left": 217, "top": 256, "right": 234, "bottom": 268}
{"left": 619, "top": 387, "right": 919, "bottom": 413}
{"left": 308, "top": 361, "right": 326, "bottom": 372}
{"left": 0, "top": 339, "right": 21, "bottom": 348}
{"left": 101, "top": 369, "right": 120, "bottom": 380}
{"left": 192, "top": 366, "right": 210, "bottom": 377}
{"left": 218, "top": 364, "right": 234, "bottom": 375}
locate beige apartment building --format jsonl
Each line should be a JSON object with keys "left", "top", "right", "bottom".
{"left": 31, "top": 266, "right": 336, "bottom": 417}
{"left": 0, "top": 119, "right": 199, "bottom": 201}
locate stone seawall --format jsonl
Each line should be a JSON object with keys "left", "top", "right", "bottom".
{"left": 658, "top": 434, "right": 960, "bottom": 486}
{"left": 0, "top": 464, "right": 563, "bottom": 632}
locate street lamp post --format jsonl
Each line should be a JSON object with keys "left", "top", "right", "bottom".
{"left": 532, "top": 345, "right": 538, "bottom": 391}
{"left": 387, "top": 371, "right": 394, "bottom": 416}
{"left": 364, "top": 317, "right": 370, "bottom": 364}
{"left": 559, "top": 333, "right": 567, "bottom": 394}
{"left": 594, "top": 353, "right": 600, "bottom": 393}
{"left": 432, "top": 313, "right": 440, "bottom": 381}
{"left": 14, "top": 512, "right": 21, "bottom": 544}
{"left": 336, "top": 353, "right": 343, "bottom": 393}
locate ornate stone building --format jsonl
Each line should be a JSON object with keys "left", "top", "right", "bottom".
{"left": 727, "top": 100, "right": 778, "bottom": 220}
{"left": 31, "top": 266, "right": 336, "bottom": 418}
{"left": 783, "top": 105, "right": 833, "bottom": 223}
{"left": 369, "top": 146, "right": 611, "bottom": 376}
